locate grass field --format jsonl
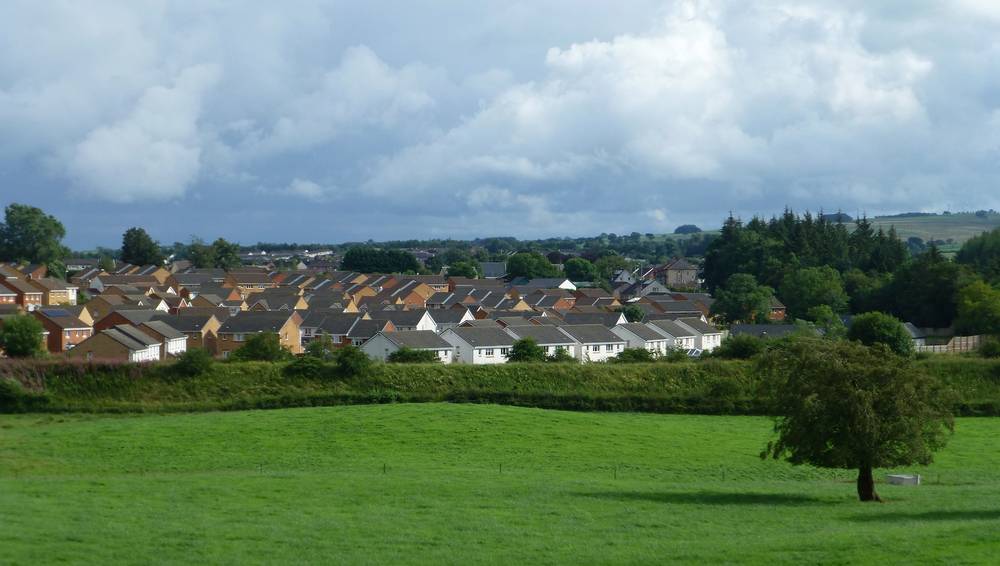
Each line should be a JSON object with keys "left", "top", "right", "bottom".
{"left": 860, "top": 213, "right": 1000, "bottom": 247}
{"left": 2, "top": 404, "right": 998, "bottom": 564}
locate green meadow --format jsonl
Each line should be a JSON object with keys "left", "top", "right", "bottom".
{"left": 2, "top": 404, "right": 998, "bottom": 565}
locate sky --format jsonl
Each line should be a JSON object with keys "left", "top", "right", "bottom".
{"left": 2, "top": 0, "right": 1000, "bottom": 249}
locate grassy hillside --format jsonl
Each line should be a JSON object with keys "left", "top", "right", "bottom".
{"left": 1, "top": 405, "right": 997, "bottom": 564}
{"left": 859, "top": 213, "right": 1000, "bottom": 247}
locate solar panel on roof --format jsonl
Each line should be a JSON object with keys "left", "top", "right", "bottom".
{"left": 41, "top": 309, "right": 71, "bottom": 317}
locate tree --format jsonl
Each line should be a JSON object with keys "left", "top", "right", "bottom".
{"left": 611, "top": 348, "right": 656, "bottom": 363}
{"left": 758, "top": 338, "right": 953, "bottom": 501}
{"left": 0, "top": 315, "right": 45, "bottom": 358}
{"left": 710, "top": 273, "right": 775, "bottom": 324}
{"left": 547, "top": 347, "right": 577, "bottom": 363}
{"left": 593, "top": 255, "right": 631, "bottom": 283}
{"left": 97, "top": 256, "right": 116, "bottom": 273}
{"left": 506, "top": 252, "right": 561, "bottom": 279}
{"left": 955, "top": 280, "right": 1000, "bottom": 335}
{"left": 673, "top": 224, "right": 702, "bottom": 234}
{"left": 230, "top": 333, "right": 291, "bottom": 361}
{"left": 333, "top": 345, "right": 372, "bottom": 376}
{"left": 806, "top": 305, "right": 847, "bottom": 339}
{"left": 616, "top": 304, "right": 645, "bottom": 323}
{"left": 304, "top": 336, "right": 337, "bottom": 361}
{"left": 779, "top": 266, "right": 848, "bottom": 320}
{"left": 120, "top": 227, "right": 162, "bottom": 266}
{"left": 172, "top": 348, "right": 214, "bottom": 377}
{"left": 712, "top": 334, "right": 765, "bottom": 360}
{"left": 507, "top": 338, "right": 546, "bottom": 362}
{"left": 0, "top": 203, "right": 70, "bottom": 272}
{"left": 847, "top": 312, "right": 914, "bottom": 356}
{"left": 212, "top": 238, "right": 242, "bottom": 270}
{"left": 187, "top": 238, "right": 217, "bottom": 269}
{"left": 341, "top": 246, "right": 421, "bottom": 273}
{"left": 887, "top": 246, "right": 961, "bottom": 328}
{"left": 956, "top": 227, "right": 1000, "bottom": 283}
{"left": 446, "top": 261, "right": 480, "bottom": 278}
{"left": 563, "top": 257, "right": 597, "bottom": 282}
{"left": 387, "top": 347, "right": 439, "bottom": 363}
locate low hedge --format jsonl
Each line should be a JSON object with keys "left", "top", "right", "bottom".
{"left": 2, "top": 356, "right": 999, "bottom": 416}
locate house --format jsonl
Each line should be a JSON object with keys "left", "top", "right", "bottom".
{"left": 646, "top": 319, "right": 698, "bottom": 351}
{"left": 301, "top": 312, "right": 370, "bottom": 346}
{"left": 247, "top": 291, "right": 308, "bottom": 311}
{"left": 479, "top": 262, "right": 508, "bottom": 279}
{"left": 93, "top": 308, "right": 160, "bottom": 332}
{"left": 89, "top": 274, "right": 159, "bottom": 294}
{"left": 769, "top": 297, "right": 787, "bottom": 321}
{"left": 214, "top": 311, "right": 302, "bottom": 358}
{"left": 559, "top": 312, "right": 627, "bottom": 327}
{"left": 361, "top": 330, "right": 454, "bottom": 363}
{"left": 440, "top": 327, "right": 516, "bottom": 364}
{"left": 368, "top": 309, "right": 437, "bottom": 332}
{"left": 223, "top": 271, "right": 277, "bottom": 295}
{"left": 138, "top": 320, "right": 188, "bottom": 358}
{"left": 643, "top": 298, "right": 708, "bottom": 320}
{"left": 28, "top": 277, "right": 78, "bottom": 306}
{"left": 426, "top": 308, "right": 475, "bottom": 332}
{"left": 509, "top": 277, "right": 577, "bottom": 291}
{"left": 150, "top": 313, "right": 221, "bottom": 351}
{"left": 657, "top": 258, "right": 699, "bottom": 289}
{"left": 615, "top": 279, "right": 670, "bottom": 301}
{"left": 346, "top": 318, "right": 396, "bottom": 346}
{"left": 32, "top": 308, "right": 93, "bottom": 353}
{"left": 0, "top": 278, "right": 44, "bottom": 311}
{"left": 503, "top": 325, "right": 578, "bottom": 358}
{"left": 0, "top": 284, "right": 16, "bottom": 307}
{"left": 557, "top": 324, "right": 627, "bottom": 362}
{"left": 675, "top": 318, "right": 723, "bottom": 352}
{"left": 610, "top": 323, "right": 672, "bottom": 356}
{"left": 68, "top": 325, "right": 161, "bottom": 362}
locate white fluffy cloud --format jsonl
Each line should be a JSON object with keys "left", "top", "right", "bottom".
{"left": 2, "top": 0, "right": 1000, "bottom": 244}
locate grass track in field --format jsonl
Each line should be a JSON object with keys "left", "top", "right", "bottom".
{"left": 1, "top": 404, "right": 998, "bottom": 564}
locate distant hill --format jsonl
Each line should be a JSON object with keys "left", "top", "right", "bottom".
{"left": 853, "top": 212, "right": 1000, "bottom": 250}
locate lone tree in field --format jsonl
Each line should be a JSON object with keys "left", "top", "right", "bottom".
{"left": 757, "top": 338, "right": 953, "bottom": 502}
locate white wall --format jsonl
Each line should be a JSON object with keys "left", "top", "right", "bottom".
{"left": 361, "top": 333, "right": 398, "bottom": 361}
{"left": 576, "top": 342, "right": 625, "bottom": 362}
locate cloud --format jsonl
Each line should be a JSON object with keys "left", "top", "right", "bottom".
{"left": 65, "top": 65, "right": 220, "bottom": 202}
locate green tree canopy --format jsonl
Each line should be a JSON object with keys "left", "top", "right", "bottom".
{"left": 231, "top": 333, "right": 291, "bottom": 362}
{"left": 886, "top": 246, "right": 961, "bottom": 328}
{"left": 593, "top": 254, "right": 631, "bottom": 283}
{"left": 616, "top": 304, "right": 645, "bottom": 323}
{"left": 304, "top": 336, "right": 337, "bottom": 361}
{"left": 212, "top": 238, "right": 242, "bottom": 270}
{"left": 779, "top": 266, "right": 848, "bottom": 320}
{"left": 758, "top": 337, "right": 953, "bottom": 501}
{"left": 187, "top": 238, "right": 217, "bottom": 269}
{"left": 387, "top": 347, "right": 439, "bottom": 363}
{"left": 506, "top": 252, "right": 561, "bottom": 280}
{"left": 341, "top": 246, "right": 421, "bottom": 273}
{"left": 563, "top": 257, "right": 597, "bottom": 282}
{"left": 121, "top": 227, "right": 163, "bottom": 266}
{"left": 956, "top": 227, "right": 1000, "bottom": 282}
{"left": 611, "top": 348, "right": 656, "bottom": 363}
{"left": 446, "top": 261, "right": 480, "bottom": 278}
{"left": 710, "top": 273, "right": 775, "bottom": 324}
{"left": 0, "top": 204, "right": 69, "bottom": 271}
{"left": 847, "top": 312, "right": 914, "bottom": 356}
{"left": 0, "top": 314, "right": 45, "bottom": 358}
{"left": 955, "top": 280, "right": 1000, "bottom": 335}
{"left": 507, "top": 338, "right": 547, "bottom": 362}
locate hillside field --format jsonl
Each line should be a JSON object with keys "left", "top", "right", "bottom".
{"left": 859, "top": 213, "right": 1000, "bottom": 248}
{"left": 1, "top": 404, "right": 998, "bottom": 564}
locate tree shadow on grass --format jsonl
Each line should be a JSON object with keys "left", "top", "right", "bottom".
{"left": 849, "top": 510, "right": 1000, "bottom": 523}
{"left": 577, "top": 490, "right": 836, "bottom": 507}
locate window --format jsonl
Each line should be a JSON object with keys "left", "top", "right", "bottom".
{"left": 485, "top": 348, "right": 494, "bottom": 357}
{"left": 605, "top": 344, "right": 613, "bottom": 352}
{"left": 500, "top": 348, "right": 509, "bottom": 356}
{"left": 591, "top": 345, "right": 599, "bottom": 352}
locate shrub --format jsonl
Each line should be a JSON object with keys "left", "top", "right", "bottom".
{"left": 0, "top": 315, "right": 45, "bottom": 358}
{"left": 172, "top": 348, "right": 214, "bottom": 377}
{"left": 547, "top": 347, "right": 577, "bottom": 363}
{"left": 387, "top": 347, "right": 439, "bottom": 363}
{"left": 612, "top": 348, "right": 656, "bottom": 363}
{"left": 660, "top": 349, "right": 690, "bottom": 363}
{"left": 979, "top": 337, "right": 1000, "bottom": 359}
{"left": 508, "top": 338, "right": 546, "bottom": 363}
{"left": 713, "top": 335, "right": 766, "bottom": 360}
{"left": 847, "top": 312, "right": 914, "bottom": 356}
{"left": 334, "top": 345, "right": 372, "bottom": 377}
{"left": 304, "top": 336, "right": 337, "bottom": 361}
{"left": 231, "top": 333, "right": 293, "bottom": 362}
{"left": 284, "top": 356, "right": 329, "bottom": 379}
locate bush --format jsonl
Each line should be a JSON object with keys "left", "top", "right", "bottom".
{"left": 660, "top": 349, "right": 690, "bottom": 363}
{"left": 508, "top": 338, "right": 546, "bottom": 363}
{"left": 304, "top": 336, "right": 337, "bottom": 361}
{"left": 612, "top": 348, "right": 656, "bottom": 363}
{"left": 334, "top": 345, "right": 372, "bottom": 377}
{"left": 0, "top": 315, "right": 45, "bottom": 358}
{"left": 284, "top": 356, "right": 329, "bottom": 379}
{"left": 231, "top": 333, "right": 293, "bottom": 362}
{"left": 979, "top": 337, "right": 1000, "bottom": 359}
{"left": 848, "top": 312, "right": 914, "bottom": 356}
{"left": 0, "top": 377, "right": 49, "bottom": 412}
{"left": 713, "top": 335, "right": 766, "bottom": 360}
{"left": 172, "top": 348, "right": 214, "bottom": 377}
{"left": 547, "top": 347, "right": 577, "bottom": 363}
{"left": 387, "top": 347, "right": 439, "bottom": 364}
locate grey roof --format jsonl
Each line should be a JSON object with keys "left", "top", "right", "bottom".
{"left": 151, "top": 314, "right": 216, "bottom": 333}
{"left": 447, "top": 327, "right": 516, "bottom": 347}
{"left": 140, "top": 320, "right": 186, "bottom": 340}
{"left": 218, "top": 312, "right": 294, "bottom": 334}
{"left": 34, "top": 309, "right": 90, "bottom": 330}
{"left": 479, "top": 261, "right": 508, "bottom": 278}
{"left": 646, "top": 319, "right": 697, "bottom": 338}
{"left": 102, "top": 308, "right": 159, "bottom": 325}
{"left": 504, "top": 325, "right": 577, "bottom": 345}
{"left": 109, "top": 324, "right": 160, "bottom": 347}
{"left": 561, "top": 312, "right": 625, "bottom": 327}
{"left": 385, "top": 330, "right": 452, "bottom": 349}
{"left": 347, "top": 319, "right": 390, "bottom": 339}
{"left": 614, "top": 322, "right": 665, "bottom": 341}
{"left": 557, "top": 324, "right": 625, "bottom": 344}
{"left": 317, "top": 314, "right": 364, "bottom": 335}
{"left": 426, "top": 308, "right": 470, "bottom": 324}
{"left": 677, "top": 318, "right": 720, "bottom": 335}
{"left": 460, "top": 319, "right": 502, "bottom": 327}
{"left": 368, "top": 309, "right": 429, "bottom": 327}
